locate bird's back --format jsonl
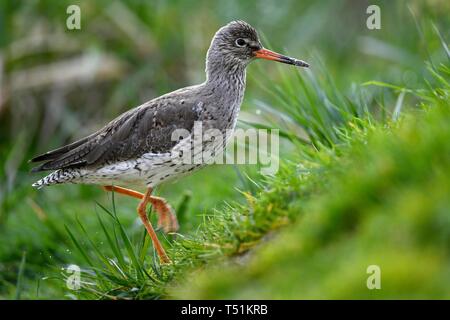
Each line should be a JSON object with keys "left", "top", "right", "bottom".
{"left": 30, "top": 85, "right": 205, "bottom": 172}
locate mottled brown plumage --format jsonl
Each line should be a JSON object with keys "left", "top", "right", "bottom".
{"left": 31, "top": 91, "right": 201, "bottom": 172}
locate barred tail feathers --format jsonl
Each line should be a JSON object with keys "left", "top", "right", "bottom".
{"left": 32, "top": 169, "right": 79, "bottom": 188}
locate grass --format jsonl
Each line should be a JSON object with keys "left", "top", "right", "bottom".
{"left": 0, "top": 165, "right": 247, "bottom": 299}
{"left": 173, "top": 80, "right": 450, "bottom": 299}
{"left": 0, "top": 1, "right": 448, "bottom": 299}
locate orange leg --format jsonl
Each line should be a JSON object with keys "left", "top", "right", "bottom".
{"left": 103, "top": 185, "right": 143, "bottom": 199}
{"left": 102, "top": 186, "right": 175, "bottom": 264}
{"left": 138, "top": 188, "right": 170, "bottom": 264}
{"left": 103, "top": 185, "right": 179, "bottom": 233}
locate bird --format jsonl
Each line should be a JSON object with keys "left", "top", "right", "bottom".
{"left": 30, "top": 20, "right": 309, "bottom": 264}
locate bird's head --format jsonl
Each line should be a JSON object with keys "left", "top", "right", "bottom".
{"left": 206, "top": 20, "right": 309, "bottom": 74}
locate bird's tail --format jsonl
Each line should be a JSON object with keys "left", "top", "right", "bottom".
{"left": 32, "top": 169, "right": 78, "bottom": 189}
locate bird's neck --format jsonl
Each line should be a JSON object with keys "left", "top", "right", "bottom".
{"left": 204, "top": 59, "right": 247, "bottom": 96}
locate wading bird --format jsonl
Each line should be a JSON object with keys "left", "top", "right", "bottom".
{"left": 30, "top": 20, "right": 309, "bottom": 263}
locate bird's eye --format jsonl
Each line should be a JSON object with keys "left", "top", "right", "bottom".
{"left": 235, "top": 38, "right": 246, "bottom": 47}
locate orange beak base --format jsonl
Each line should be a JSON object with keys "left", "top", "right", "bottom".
{"left": 254, "top": 48, "right": 309, "bottom": 68}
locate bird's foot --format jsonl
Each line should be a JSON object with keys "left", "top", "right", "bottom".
{"left": 150, "top": 196, "right": 179, "bottom": 234}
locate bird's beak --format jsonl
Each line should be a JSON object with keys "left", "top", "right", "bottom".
{"left": 254, "top": 48, "right": 309, "bottom": 68}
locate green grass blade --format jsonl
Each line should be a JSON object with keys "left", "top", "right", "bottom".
{"left": 14, "top": 251, "right": 26, "bottom": 300}
{"left": 65, "top": 225, "right": 94, "bottom": 267}
{"left": 96, "top": 211, "right": 126, "bottom": 269}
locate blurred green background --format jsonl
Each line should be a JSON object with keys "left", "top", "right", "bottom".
{"left": 0, "top": 0, "right": 448, "bottom": 299}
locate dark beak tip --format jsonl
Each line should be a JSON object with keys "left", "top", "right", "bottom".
{"left": 295, "top": 60, "right": 310, "bottom": 68}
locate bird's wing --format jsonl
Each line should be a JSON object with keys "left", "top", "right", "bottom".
{"left": 30, "top": 95, "right": 201, "bottom": 172}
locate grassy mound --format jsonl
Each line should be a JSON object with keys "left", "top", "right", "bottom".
{"left": 171, "top": 102, "right": 450, "bottom": 299}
